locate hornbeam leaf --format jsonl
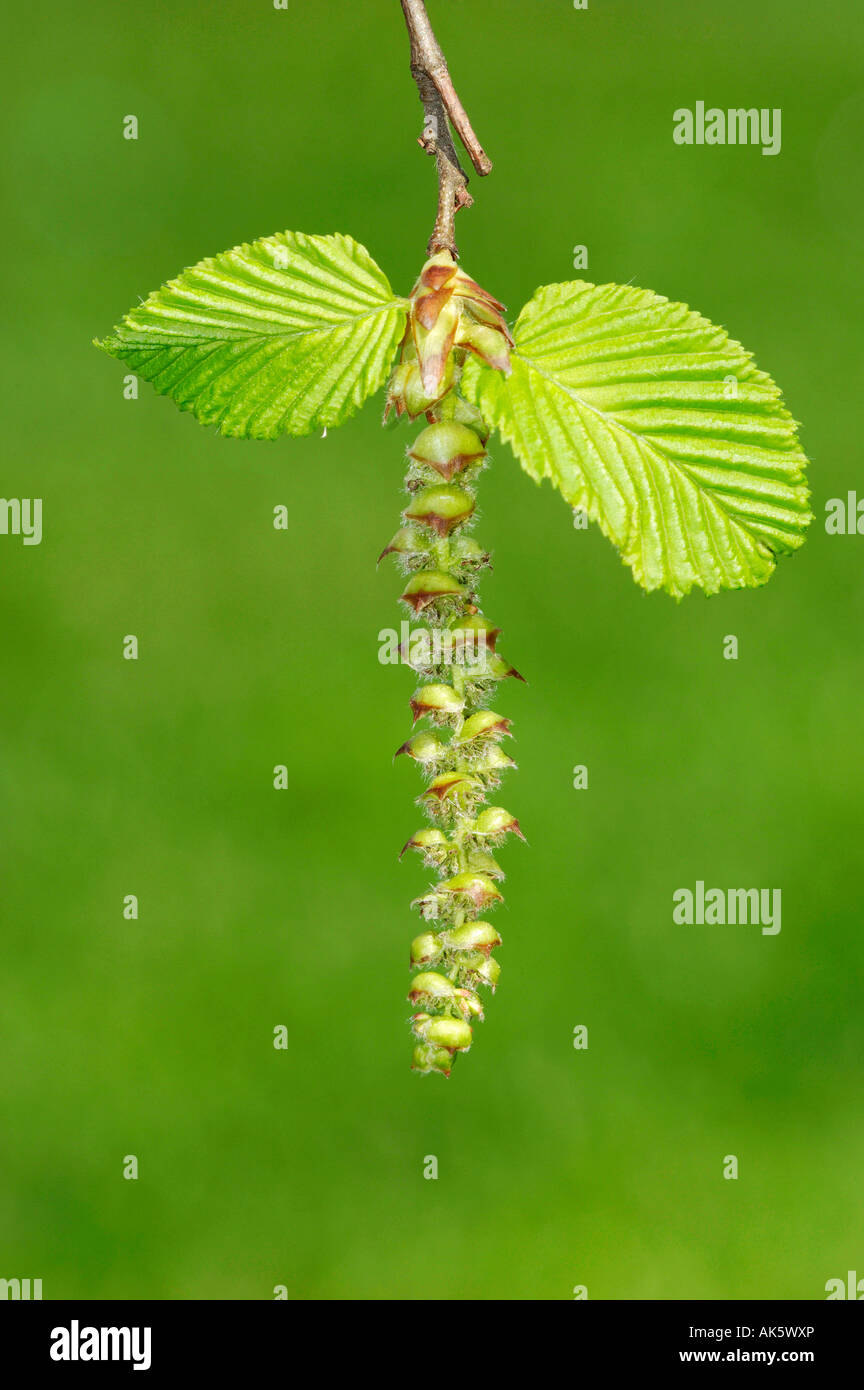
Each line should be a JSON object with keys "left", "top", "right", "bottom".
{"left": 462, "top": 280, "right": 811, "bottom": 597}
{"left": 97, "top": 231, "right": 408, "bottom": 438}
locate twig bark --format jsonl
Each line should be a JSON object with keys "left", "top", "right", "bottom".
{"left": 400, "top": 0, "right": 492, "bottom": 258}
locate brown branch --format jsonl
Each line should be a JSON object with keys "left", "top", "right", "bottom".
{"left": 400, "top": 0, "right": 492, "bottom": 258}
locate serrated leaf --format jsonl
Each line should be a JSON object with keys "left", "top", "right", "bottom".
{"left": 97, "top": 231, "right": 408, "bottom": 438}
{"left": 462, "top": 280, "right": 811, "bottom": 596}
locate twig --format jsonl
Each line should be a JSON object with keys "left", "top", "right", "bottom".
{"left": 400, "top": 0, "right": 492, "bottom": 258}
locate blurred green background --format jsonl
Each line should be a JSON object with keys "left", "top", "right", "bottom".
{"left": 2, "top": 0, "right": 862, "bottom": 1301}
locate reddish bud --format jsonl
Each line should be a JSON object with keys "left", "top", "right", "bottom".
{"left": 413, "top": 302, "right": 460, "bottom": 399}
{"left": 414, "top": 283, "right": 455, "bottom": 330}
{"left": 418, "top": 256, "right": 458, "bottom": 293}
{"left": 456, "top": 320, "right": 512, "bottom": 374}
{"left": 451, "top": 269, "right": 507, "bottom": 316}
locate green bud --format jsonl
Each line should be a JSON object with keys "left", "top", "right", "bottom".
{"left": 438, "top": 393, "right": 492, "bottom": 443}
{"left": 459, "top": 990, "right": 485, "bottom": 1021}
{"left": 409, "top": 972, "right": 483, "bottom": 1019}
{"left": 419, "top": 773, "right": 484, "bottom": 812}
{"left": 377, "top": 526, "right": 429, "bottom": 565}
{"left": 458, "top": 709, "right": 511, "bottom": 743}
{"left": 451, "top": 535, "right": 492, "bottom": 571}
{"left": 400, "top": 570, "right": 466, "bottom": 615}
{"left": 395, "top": 730, "right": 448, "bottom": 763}
{"left": 408, "top": 971, "right": 461, "bottom": 1004}
{"left": 410, "top": 888, "right": 445, "bottom": 920}
{"left": 440, "top": 872, "right": 504, "bottom": 910}
{"left": 404, "top": 485, "right": 475, "bottom": 536}
{"left": 412, "top": 1013, "right": 473, "bottom": 1051}
{"left": 400, "top": 628, "right": 447, "bottom": 674}
{"left": 410, "top": 932, "right": 443, "bottom": 967}
{"left": 408, "top": 422, "right": 487, "bottom": 482}
{"left": 410, "top": 683, "right": 464, "bottom": 722}
{"left": 440, "top": 921, "right": 502, "bottom": 954}
{"left": 459, "top": 953, "right": 501, "bottom": 991}
{"left": 473, "top": 806, "right": 525, "bottom": 841}
{"left": 385, "top": 361, "right": 411, "bottom": 417}
{"left": 389, "top": 356, "right": 456, "bottom": 419}
{"left": 448, "top": 614, "right": 500, "bottom": 653}
{"left": 411, "top": 1042, "right": 454, "bottom": 1077}
{"left": 412, "top": 881, "right": 495, "bottom": 923}
{"left": 472, "top": 745, "right": 517, "bottom": 778}
{"left": 408, "top": 881, "right": 447, "bottom": 906}
{"left": 483, "top": 653, "right": 526, "bottom": 683}
{"left": 466, "top": 848, "right": 505, "bottom": 879}
{"left": 399, "top": 827, "right": 452, "bottom": 863}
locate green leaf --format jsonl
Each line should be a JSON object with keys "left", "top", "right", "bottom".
{"left": 97, "top": 231, "right": 408, "bottom": 438}
{"left": 462, "top": 280, "right": 811, "bottom": 596}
